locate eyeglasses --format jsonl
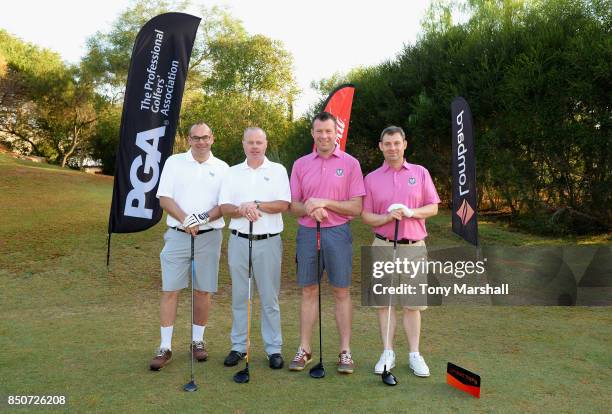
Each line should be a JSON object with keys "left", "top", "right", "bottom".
{"left": 189, "top": 135, "right": 212, "bottom": 142}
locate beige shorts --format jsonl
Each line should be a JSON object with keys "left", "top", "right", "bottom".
{"left": 370, "top": 237, "right": 428, "bottom": 311}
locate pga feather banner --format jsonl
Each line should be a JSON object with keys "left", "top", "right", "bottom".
{"left": 451, "top": 97, "right": 478, "bottom": 246}
{"left": 322, "top": 84, "right": 355, "bottom": 151}
{"left": 108, "top": 13, "right": 200, "bottom": 235}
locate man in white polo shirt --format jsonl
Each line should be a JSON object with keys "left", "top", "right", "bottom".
{"left": 149, "top": 122, "right": 229, "bottom": 371}
{"left": 219, "top": 127, "right": 291, "bottom": 370}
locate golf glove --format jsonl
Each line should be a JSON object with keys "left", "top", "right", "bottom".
{"left": 183, "top": 212, "right": 210, "bottom": 228}
{"left": 387, "top": 203, "right": 414, "bottom": 218}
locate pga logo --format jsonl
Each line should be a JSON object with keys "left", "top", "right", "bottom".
{"left": 124, "top": 126, "right": 166, "bottom": 219}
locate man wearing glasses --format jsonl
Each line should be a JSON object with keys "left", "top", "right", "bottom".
{"left": 149, "top": 122, "right": 229, "bottom": 371}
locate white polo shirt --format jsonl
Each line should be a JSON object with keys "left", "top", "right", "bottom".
{"left": 156, "top": 150, "right": 229, "bottom": 229}
{"left": 219, "top": 157, "right": 291, "bottom": 234}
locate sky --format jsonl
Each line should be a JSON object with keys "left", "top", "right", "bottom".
{"left": 0, "top": 0, "right": 432, "bottom": 115}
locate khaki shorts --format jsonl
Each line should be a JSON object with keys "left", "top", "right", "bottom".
{"left": 370, "top": 237, "right": 428, "bottom": 311}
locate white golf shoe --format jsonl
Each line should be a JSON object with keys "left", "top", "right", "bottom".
{"left": 374, "top": 350, "right": 396, "bottom": 374}
{"left": 409, "top": 353, "right": 430, "bottom": 377}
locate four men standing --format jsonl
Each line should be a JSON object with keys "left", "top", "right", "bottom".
{"left": 151, "top": 118, "right": 439, "bottom": 377}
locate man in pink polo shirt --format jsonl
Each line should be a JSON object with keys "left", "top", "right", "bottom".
{"left": 362, "top": 125, "right": 440, "bottom": 377}
{"left": 288, "top": 112, "right": 365, "bottom": 374}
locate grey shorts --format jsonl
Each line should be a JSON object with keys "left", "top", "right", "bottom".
{"left": 160, "top": 228, "right": 222, "bottom": 292}
{"left": 296, "top": 223, "right": 353, "bottom": 288}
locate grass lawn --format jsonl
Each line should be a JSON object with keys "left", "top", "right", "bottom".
{"left": 1, "top": 153, "right": 610, "bottom": 413}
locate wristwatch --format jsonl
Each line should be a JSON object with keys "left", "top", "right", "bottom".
{"left": 254, "top": 200, "right": 261, "bottom": 210}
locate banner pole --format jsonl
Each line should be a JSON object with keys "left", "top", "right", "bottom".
{"left": 106, "top": 233, "right": 111, "bottom": 268}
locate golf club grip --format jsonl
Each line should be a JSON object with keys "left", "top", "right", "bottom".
{"left": 248, "top": 221, "right": 253, "bottom": 274}
{"left": 393, "top": 219, "right": 399, "bottom": 250}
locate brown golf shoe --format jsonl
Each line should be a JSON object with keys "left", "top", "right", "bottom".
{"left": 288, "top": 347, "right": 312, "bottom": 371}
{"left": 337, "top": 350, "right": 354, "bottom": 374}
{"left": 191, "top": 341, "right": 208, "bottom": 362}
{"left": 149, "top": 348, "right": 172, "bottom": 371}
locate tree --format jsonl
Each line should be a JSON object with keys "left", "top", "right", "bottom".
{"left": 43, "top": 72, "right": 97, "bottom": 167}
{"left": 305, "top": 0, "right": 610, "bottom": 234}
{"left": 81, "top": 0, "right": 245, "bottom": 99}
{"left": 0, "top": 30, "right": 95, "bottom": 164}
{"left": 83, "top": 0, "right": 299, "bottom": 170}
{"left": 89, "top": 104, "right": 122, "bottom": 175}
{"left": 204, "top": 34, "right": 298, "bottom": 104}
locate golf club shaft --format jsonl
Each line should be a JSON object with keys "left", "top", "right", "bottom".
{"left": 246, "top": 221, "right": 253, "bottom": 367}
{"left": 190, "top": 234, "right": 195, "bottom": 382}
{"left": 316, "top": 221, "right": 322, "bottom": 364}
{"left": 384, "top": 220, "right": 399, "bottom": 354}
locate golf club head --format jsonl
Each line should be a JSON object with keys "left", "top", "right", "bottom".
{"left": 233, "top": 368, "right": 250, "bottom": 383}
{"left": 309, "top": 362, "right": 325, "bottom": 378}
{"left": 183, "top": 380, "right": 198, "bottom": 392}
{"left": 381, "top": 366, "right": 398, "bottom": 386}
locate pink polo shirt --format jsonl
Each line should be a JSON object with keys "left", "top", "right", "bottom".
{"left": 363, "top": 160, "right": 440, "bottom": 240}
{"left": 290, "top": 146, "right": 366, "bottom": 228}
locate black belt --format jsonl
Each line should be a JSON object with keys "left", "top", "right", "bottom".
{"left": 231, "top": 230, "right": 279, "bottom": 240}
{"left": 171, "top": 227, "right": 215, "bottom": 235}
{"left": 375, "top": 233, "right": 421, "bottom": 244}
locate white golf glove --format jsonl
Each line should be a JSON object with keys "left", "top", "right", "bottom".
{"left": 387, "top": 203, "right": 414, "bottom": 218}
{"left": 182, "top": 212, "right": 210, "bottom": 228}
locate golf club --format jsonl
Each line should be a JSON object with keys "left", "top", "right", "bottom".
{"left": 234, "top": 221, "right": 254, "bottom": 384}
{"left": 381, "top": 219, "right": 399, "bottom": 386}
{"left": 309, "top": 221, "right": 325, "bottom": 379}
{"left": 183, "top": 234, "right": 198, "bottom": 392}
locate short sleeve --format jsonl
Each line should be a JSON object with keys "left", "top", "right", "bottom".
{"left": 347, "top": 158, "right": 366, "bottom": 199}
{"left": 218, "top": 169, "right": 233, "bottom": 205}
{"left": 156, "top": 157, "right": 175, "bottom": 198}
{"left": 422, "top": 168, "right": 441, "bottom": 205}
{"left": 363, "top": 175, "right": 374, "bottom": 213}
{"left": 289, "top": 161, "right": 303, "bottom": 202}
{"left": 276, "top": 165, "right": 292, "bottom": 202}
{"left": 215, "top": 163, "right": 230, "bottom": 204}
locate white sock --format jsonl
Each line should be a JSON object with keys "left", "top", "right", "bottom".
{"left": 192, "top": 324, "right": 205, "bottom": 342}
{"left": 409, "top": 351, "right": 420, "bottom": 358}
{"left": 160, "top": 326, "right": 173, "bottom": 350}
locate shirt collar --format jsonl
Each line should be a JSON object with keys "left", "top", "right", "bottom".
{"left": 313, "top": 145, "right": 342, "bottom": 159}
{"left": 382, "top": 160, "right": 410, "bottom": 172}
{"left": 186, "top": 150, "right": 216, "bottom": 165}
{"left": 240, "top": 156, "right": 270, "bottom": 170}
